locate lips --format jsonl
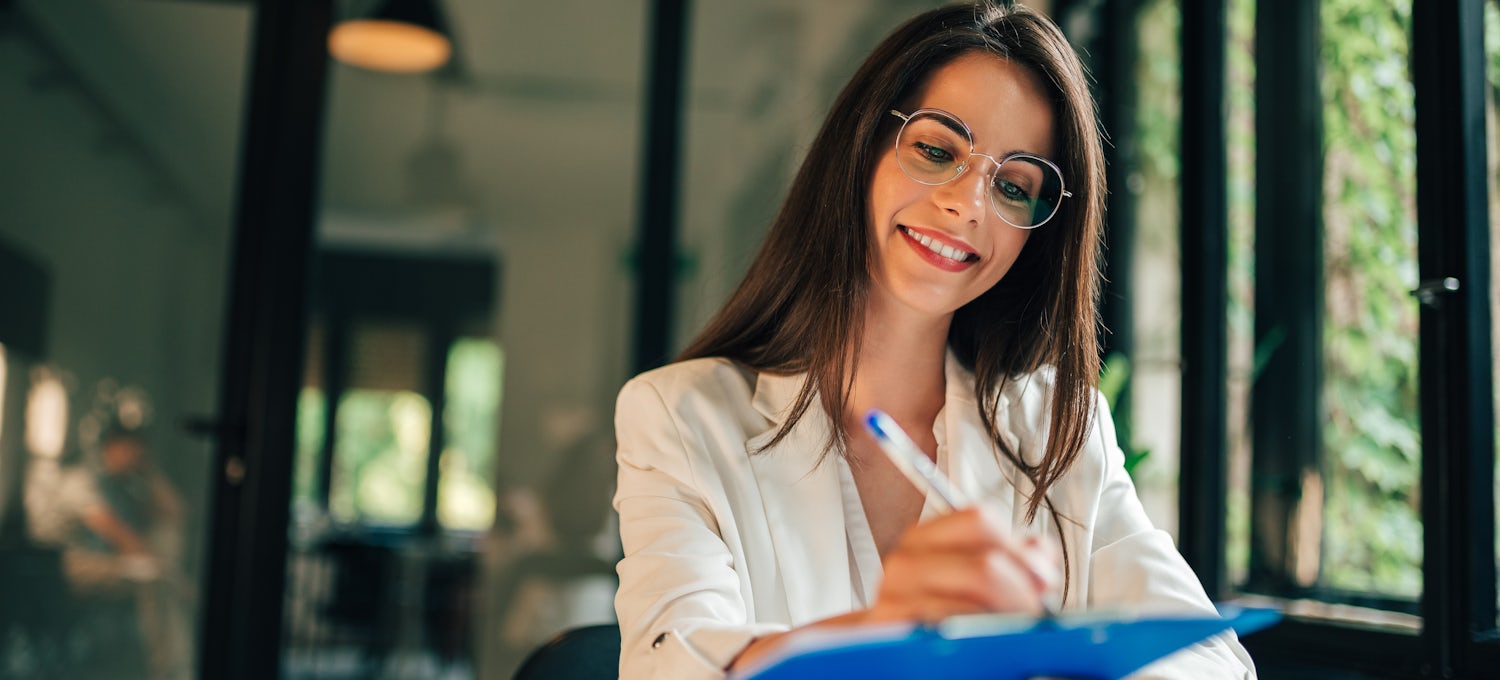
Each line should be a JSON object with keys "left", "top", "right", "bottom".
{"left": 899, "top": 225, "right": 979, "bottom": 271}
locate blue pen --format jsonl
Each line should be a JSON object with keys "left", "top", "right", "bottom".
{"left": 863, "top": 408, "right": 970, "bottom": 514}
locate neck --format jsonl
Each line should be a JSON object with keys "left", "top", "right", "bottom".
{"left": 846, "top": 292, "right": 952, "bottom": 440}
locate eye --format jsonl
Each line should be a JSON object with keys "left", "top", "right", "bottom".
{"left": 914, "top": 141, "right": 955, "bottom": 163}
{"left": 995, "top": 177, "right": 1032, "bottom": 202}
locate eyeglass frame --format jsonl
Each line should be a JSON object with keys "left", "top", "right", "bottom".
{"left": 887, "top": 108, "right": 1073, "bottom": 229}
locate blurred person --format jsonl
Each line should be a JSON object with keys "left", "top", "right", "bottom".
{"left": 56, "top": 426, "right": 189, "bottom": 679}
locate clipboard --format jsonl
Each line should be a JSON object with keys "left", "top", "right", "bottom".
{"left": 731, "top": 604, "right": 1280, "bottom": 680}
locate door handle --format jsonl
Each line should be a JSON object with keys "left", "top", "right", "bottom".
{"left": 1410, "top": 277, "right": 1460, "bottom": 308}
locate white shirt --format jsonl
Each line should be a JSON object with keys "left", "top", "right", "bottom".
{"left": 613, "top": 354, "right": 1255, "bottom": 679}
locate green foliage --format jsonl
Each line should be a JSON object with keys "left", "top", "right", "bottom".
{"left": 329, "top": 390, "right": 431, "bottom": 525}
{"left": 293, "top": 388, "right": 326, "bottom": 512}
{"left": 1318, "top": 0, "right": 1422, "bottom": 597}
{"left": 1224, "top": 0, "right": 1257, "bottom": 589}
{"left": 292, "top": 337, "right": 504, "bottom": 530}
{"left": 1134, "top": 0, "right": 1181, "bottom": 186}
{"left": 1100, "top": 352, "right": 1149, "bottom": 477}
{"left": 438, "top": 338, "right": 503, "bottom": 530}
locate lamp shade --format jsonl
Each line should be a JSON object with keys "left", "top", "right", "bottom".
{"left": 329, "top": 0, "right": 452, "bottom": 74}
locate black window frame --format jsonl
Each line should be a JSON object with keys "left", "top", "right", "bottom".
{"left": 1167, "top": 0, "right": 1499, "bottom": 677}
{"left": 306, "top": 248, "right": 500, "bottom": 537}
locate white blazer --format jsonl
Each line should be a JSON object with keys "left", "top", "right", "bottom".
{"left": 613, "top": 354, "right": 1255, "bottom": 679}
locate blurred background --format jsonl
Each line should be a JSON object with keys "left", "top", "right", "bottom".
{"left": 0, "top": 0, "right": 1496, "bottom": 678}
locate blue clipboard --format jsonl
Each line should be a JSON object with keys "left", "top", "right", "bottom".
{"left": 731, "top": 605, "right": 1280, "bottom": 680}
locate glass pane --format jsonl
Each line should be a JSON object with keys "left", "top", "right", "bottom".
{"left": 1126, "top": 0, "right": 1183, "bottom": 537}
{"left": 280, "top": 1, "right": 644, "bottom": 677}
{"left": 1225, "top": 0, "right": 1257, "bottom": 590}
{"left": 1318, "top": 0, "right": 1421, "bottom": 600}
{"left": 437, "top": 338, "right": 502, "bottom": 531}
{"left": 0, "top": 1, "right": 253, "bottom": 677}
{"left": 330, "top": 389, "right": 431, "bottom": 526}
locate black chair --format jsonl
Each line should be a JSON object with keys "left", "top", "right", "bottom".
{"left": 313, "top": 538, "right": 400, "bottom": 675}
{"left": 512, "top": 623, "right": 620, "bottom": 680}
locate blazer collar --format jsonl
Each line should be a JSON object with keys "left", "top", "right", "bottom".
{"left": 939, "top": 352, "right": 1021, "bottom": 524}
{"left": 740, "top": 351, "right": 1019, "bottom": 621}
{"left": 749, "top": 367, "right": 803, "bottom": 426}
{"left": 744, "top": 369, "right": 851, "bottom": 623}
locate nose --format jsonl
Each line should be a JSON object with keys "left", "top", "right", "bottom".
{"left": 932, "top": 156, "right": 995, "bottom": 224}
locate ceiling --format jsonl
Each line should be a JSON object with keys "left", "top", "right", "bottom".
{"left": 11, "top": 0, "right": 968, "bottom": 256}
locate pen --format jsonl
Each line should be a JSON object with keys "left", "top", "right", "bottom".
{"left": 862, "top": 408, "right": 1061, "bottom": 617}
{"left": 864, "top": 408, "right": 970, "bottom": 513}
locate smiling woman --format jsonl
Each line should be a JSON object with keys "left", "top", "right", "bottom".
{"left": 610, "top": 3, "right": 1254, "bottom": 679}
{"left": 866, "top": 55, "right": 1052, "bottom": 316}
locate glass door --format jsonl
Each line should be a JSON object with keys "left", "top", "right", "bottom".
{"left": 0, "top": 1, "right": 258, "bottom": 679}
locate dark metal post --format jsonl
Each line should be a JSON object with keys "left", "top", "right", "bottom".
{"left": 1177, "top": 0, "right": 1229, "bottom": 599}
{"left": 420, "top": 324, "right": 453, "bottom": 535}
{"left": 316, "top": 309, "right": 346, "bottom": 507}
{"left": 1094, "top": 0, "right": 1139, "bottom": 366}
{"left": 1246, "top": 0, "right": 1322, "bottom": 597}
{"left": 631, "top": 0, "right": 691, "bottom": 374}
{"left": 198, "top": 0, "right": 329, "bottom": 677}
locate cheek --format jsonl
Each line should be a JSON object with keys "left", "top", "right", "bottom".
{"left": 868, "top": 154, "right": 913, "bottom": 222}
{"left": 983, "top": 231, "right": 1031, "bottom": 285}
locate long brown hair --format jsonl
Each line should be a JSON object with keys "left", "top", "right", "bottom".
{"left": 679, "top": 1, "right": 1105, "bottom": 527}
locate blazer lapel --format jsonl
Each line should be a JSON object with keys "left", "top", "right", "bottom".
{"left": 942, "top": 352, "right": 1021, "bottom": 527}
{"left": 744, "top": 371, "right": 853, "bottom": 624}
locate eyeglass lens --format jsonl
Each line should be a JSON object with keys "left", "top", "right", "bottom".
{"left": 895, "top": 111, "right": 1064, "bottom": 228}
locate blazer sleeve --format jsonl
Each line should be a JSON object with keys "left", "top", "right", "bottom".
{"left": 613, "top": 377, "right": 787, "bottom": 680}
{"left": 1083, "top": 394, "right": 1258, "bottom": 680}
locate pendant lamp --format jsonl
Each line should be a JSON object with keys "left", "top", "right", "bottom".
{"left": 329, "top": 0, "right": 452, "bottom": 74}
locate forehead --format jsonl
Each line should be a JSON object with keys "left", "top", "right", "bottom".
{"left": 909, "top": 52, "right": 1057, "bottom": 159}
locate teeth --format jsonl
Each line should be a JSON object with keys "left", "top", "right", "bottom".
{"left": 904, "top": 227, "right": 970, "bottom": 263}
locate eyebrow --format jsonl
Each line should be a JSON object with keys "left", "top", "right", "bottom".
{"left": 930, "top": 109, "right": 1053, "bottom": 161}
{"left": 934, "top": 114, "right": 970, "bottom": 140}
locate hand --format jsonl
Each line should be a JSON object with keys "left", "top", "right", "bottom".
{"left": 731, "top": 507, "right": 1061, "bottom": 672}
{"left": 864, "top": 505, "right": 1060, "bottom": 624}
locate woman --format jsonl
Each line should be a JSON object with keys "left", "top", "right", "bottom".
{"left": 612, "top": 2, "right": 1255, "bottom": 678}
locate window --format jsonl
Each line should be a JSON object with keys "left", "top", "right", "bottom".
{"left": 329, "top": 388, "right": 431, "bottom": 526}
{"left": 285, "top": 249, "right": 500, "bottom": 537}
{"left": 437, "top": 337, "right": 502, "bottom": 531}
{"left": 291, "top": 329, "right": 504, "bottom": 531}
{"left": 1125, "top": 0, "right": 1185, "bottom": 534}
{"left": 1224, "top": 0, "right": 1257, "bottom": 590}
{"left": 1318, "top": 0, "right": 1422, "bottom": 602}
{"left": 1164, "top": 0, "right": 1499, "bottom": 675}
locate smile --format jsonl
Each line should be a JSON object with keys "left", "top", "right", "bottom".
{"left": 900, "top": 226, "right": 979, "bottom": 266}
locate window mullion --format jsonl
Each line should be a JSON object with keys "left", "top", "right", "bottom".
{"left": 1179, "top": 0, "right": 1230, "bottom": 598}
{"left": 1246, "top": 0, "right": 1323, "bottom": 600}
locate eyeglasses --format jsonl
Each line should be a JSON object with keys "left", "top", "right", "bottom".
{"left": 888, "top": 109, "right": 1072, "bottom": 229}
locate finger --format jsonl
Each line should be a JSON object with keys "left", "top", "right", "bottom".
{"left": 884, "top": 546, "right": 1046, "bottom": 614}
{"left": 866, "top": 592, "right": 991, "bottom": 624}
{"left": 897, "top": 507, "right": 1012, "bottom": 552}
